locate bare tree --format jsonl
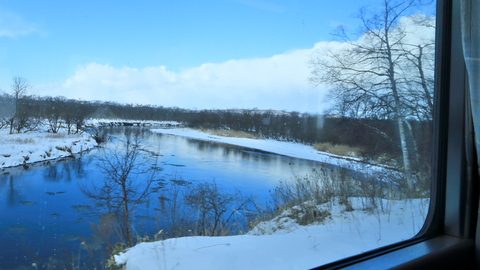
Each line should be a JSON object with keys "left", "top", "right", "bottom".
{"left": 310, "top": 0, "right": 434, "bottom": 189}
{"left": 185, "top": 182, "right": 234, "bottom": 236}
{"left": 400, "top": 15, "right": 435, "bottom": 120}
{"left": 73, "top": 102, "right": 89, "bottom": 133}
{"left": 62, "top": 100, "right": 75, "bottom": 134}
{"left": 0, "top": 94, "right": 12, "bottom": 129}
{"left": 82, "top": 134, "right": 159, "bottom": 246}
{"left": 9, "top": 77, "right": 29, "bottom": 134}
{"left": 46, "top": 97, "right": 63, "bottom": 133}
{"left": 185, "top": 181, "right": 252, "bottom": 236}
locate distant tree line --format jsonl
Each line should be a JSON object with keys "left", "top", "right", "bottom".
{"left": 0, "top": 89, "right": 431, "bottom": 167}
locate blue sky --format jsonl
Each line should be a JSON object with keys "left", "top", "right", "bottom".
{"left": 0, "top": 0, "right": 383, "bottom": 80}
{"left": 0, "top": 0, "right": 435, "bottom": 111}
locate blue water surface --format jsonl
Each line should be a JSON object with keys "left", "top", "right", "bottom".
{"left": 0, "top": 128, "right": 339, "bottom": 269}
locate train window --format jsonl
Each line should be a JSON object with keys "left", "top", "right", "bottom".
{"left": 0, "top": 0, "right": 441, "bottom": 269}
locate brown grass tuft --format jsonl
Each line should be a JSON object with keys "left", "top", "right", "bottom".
{"left": 313, "top": 142, "right": 364, "bottom": 158}
{"left": 201, "top": 128, "right": 257, "bottom": 139}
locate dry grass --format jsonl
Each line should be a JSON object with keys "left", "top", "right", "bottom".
{"left": 201, "top": 129, "right": 257, "bottom": 139}
{"left": 372, "top": 154, "right": 399, "bottom": 167}
{"left": 45, "top": 133, "right": 67, "bottom": 139}
{"left": 314, "top": 142, "right": 364, "bottom": 158}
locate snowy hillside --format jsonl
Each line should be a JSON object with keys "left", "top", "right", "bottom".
{"left": 115, "top": 198, "right": 429, "bottom": 270}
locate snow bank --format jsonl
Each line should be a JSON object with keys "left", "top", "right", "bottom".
{"left": 86, "top": 118, "right": 183, "bottom": 128}
{"left": 151, "top": 128, "right": 390, "bottom": 173}
{"left": 0, "top": 129, "right": 97, "bottom": 169}
{"left": 115, "top": 198, "right": 429, "bottom": 270}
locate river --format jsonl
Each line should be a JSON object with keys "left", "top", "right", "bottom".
{"left": 0, "top": 127, "right": 359, "bottom": 269}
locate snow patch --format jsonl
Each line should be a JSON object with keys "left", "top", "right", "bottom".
{"left": 115, "top": 198, "right": 430, "bottom": 270}
{"left": 86, "top": 118, "right": 183, "bottom": 128}
{"left": 0, "top": 128, "right": 97, "bottom": 169}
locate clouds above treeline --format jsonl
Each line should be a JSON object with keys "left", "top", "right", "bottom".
{"left": 41, "top": 42, "right": 340, "bottom": 113}
{"left": 36, "top": 14, "right": 434, "bottom": 114}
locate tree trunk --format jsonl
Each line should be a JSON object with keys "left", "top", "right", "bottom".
{"left": 122, "top": 179, "right": 132, "bottom": 246}
{"left": 9, "top": 118, "right": 14, "bottom": 134}
{"left": 416, "top": 45, "right": 434, "bottom": 118}
{"left": 397, "top": 118, "right": 414, "bottom": 189}
{"left": 384, "top": 12, "right": 415, "bottom": 190}
{"left": 403, "top": 119, "right": 420, "bottom": 166}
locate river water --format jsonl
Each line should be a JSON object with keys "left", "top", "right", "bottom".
{"left": 0, "top": 128, "right": 357, "bottom": 269}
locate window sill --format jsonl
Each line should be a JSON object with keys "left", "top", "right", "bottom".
{"left": 340, "top": 236, "right": 474, "bottom": 270}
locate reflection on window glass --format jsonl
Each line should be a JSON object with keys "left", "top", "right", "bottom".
{"left": 0, "top": 0, "right": 435, "bottom": 269}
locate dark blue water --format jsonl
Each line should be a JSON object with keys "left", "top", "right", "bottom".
{"left": 0, "top": 128, "right": 339, "bottom": 269}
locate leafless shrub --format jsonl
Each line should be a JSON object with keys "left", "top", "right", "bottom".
{"left": 154, "top": 178, "right": 259, "bottom": 238}
{"left": 0, "top": 118, "right": 8, "bottom": 129}
{"left": 81, "top": 134, "right": 160, "bottom": 246}
{"left": 92, "top": 127, "right": 108, "bottom": 144}
{"left": 270, "top": 167, "right": 405, "bottom": 220}
{"left": 272, "top": 168, "right": 344, "bottom": 209}
{"left": 185, "top": 181, "right": 253, "bottom": 236}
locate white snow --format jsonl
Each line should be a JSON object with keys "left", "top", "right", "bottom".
{"left": 115, "top": 197, "right": 430, "bottom": 270}
{"left": 0, "top": 128, "right": 97, "bottom": 169}
{"left": 151, "top": 128, "right": 390, "bottom": 173}
{"left": 86, "top": 118, "right": 184, "bottom": 128}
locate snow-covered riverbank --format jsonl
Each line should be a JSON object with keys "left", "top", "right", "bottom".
{"left": 86, "top": 119, "right": 183, "bottom": 128}
{"left": 151, "top": 128, "right": 391, "bottom": 173}
{"left": 0, "top": 129, "right": 97, "bottom": 169}
{"left": 115, "top": 197, "right": 429, "bottom": 270}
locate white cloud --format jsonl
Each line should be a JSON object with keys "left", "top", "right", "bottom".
{"left": 0, "top": 10, "right": 39, "bottom": 38}
{"left": 39, "top": 42, "right": 341, "bottom": 113}
{"left": 36, "top": 14, "right": 435, "bottom": 114}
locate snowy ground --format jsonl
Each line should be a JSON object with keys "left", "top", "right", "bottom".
{"left": 86, "top": 119, "right": 183, "bottom": 128}
{"left": 115, "top": 197, "right": 430, "bottom": 270}
{"left": 151, "top": 128, "right": 390, "bottom": 173}
{"left": 0, "top": 128, "right": 97, "bottom": 169}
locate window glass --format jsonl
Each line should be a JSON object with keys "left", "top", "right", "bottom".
{"left": 461, "top": 0, "right": 480, "bottom": 164}
{"left": 0, "top": 0, "right": 436, "bottom": 269}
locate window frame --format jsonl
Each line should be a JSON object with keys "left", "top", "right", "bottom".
{"left": 312, "top": 0, "right": 479, "bottom": 268}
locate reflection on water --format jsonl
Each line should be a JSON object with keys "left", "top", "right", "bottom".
{"left": 0, "top": 127, "right": 357, "bottom": 269}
